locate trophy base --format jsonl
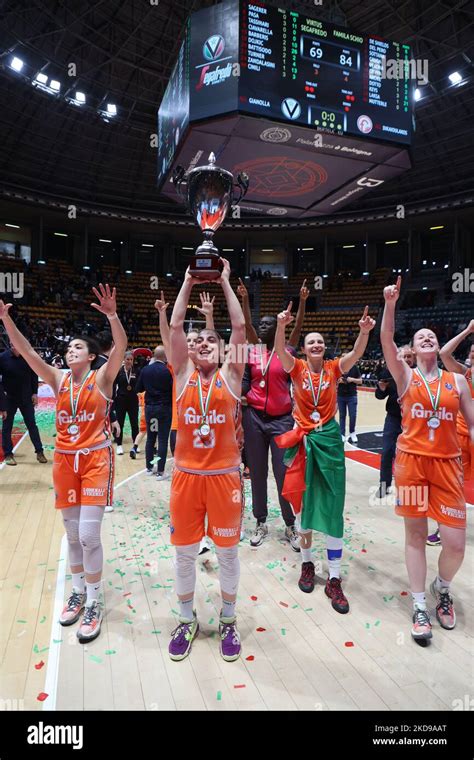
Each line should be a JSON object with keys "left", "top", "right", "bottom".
{"left": 189, "top": 244, "right": 223, "bottom": 280}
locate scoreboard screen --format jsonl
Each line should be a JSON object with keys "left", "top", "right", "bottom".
{"left": 239, "top": 1, "right": 413, "bottom": 145}
{"left": 157, "top": 24, "right": 190, "bottom": 182}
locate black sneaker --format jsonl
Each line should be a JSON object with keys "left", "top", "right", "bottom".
{"left": 129, "top": 449, "right": 137, "bottom": 460}
{"left": 325, "top": 576, "right": 350, "bottom": 614}
{"left": 298, "top": 561, "right": 315, "bottom": 593}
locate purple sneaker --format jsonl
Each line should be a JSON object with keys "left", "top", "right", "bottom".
{"left": 168, "top": 616, "right": 199, "bottom": 661}
{"left": 219, "top": 616, "right": 241, "bottom": 662}
{"left": 426, "top": 529, "right": 441, "bottom": 547}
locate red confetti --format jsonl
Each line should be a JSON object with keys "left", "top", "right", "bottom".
{"left": 250, "top": 595, "right": 258, "bottom": 601}
{"left": 123, "top": 592, "right": 132, "bottom": 597}
{"left": 245, "top": 655, "right": 255, "bottom": 661}
{"left": 344, "top": 641, "right": 354, "bottom": 647}
{"left": 279, "top": 602, "right": 289, "bottom": 608}
{"left": 234, "top": 684, "right": 246, "bottom": 689}
{"left": 361, "top": 549, "right": 367, "bottom": 553}
{"left": 36, "top": 692, "right": 48, "bottom": 702}
{"left": 400, "top": 591, "right": 408, "bottom": 596}
{"left": 34, "top": 661, "right": 45, "bottom": 670}
{"left": 145, "top": 563, "right": 151, "bottom": 567}
{"left": 256, "top": 627, "right": 266, "bottom": 632}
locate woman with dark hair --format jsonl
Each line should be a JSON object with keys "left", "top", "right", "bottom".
{"left": 0, "top": 284, "right": 127, "bottom": 643}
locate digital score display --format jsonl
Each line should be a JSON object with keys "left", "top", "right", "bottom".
{"left": 239, "top": 1, "right": 413, "bottom": 145}
{"left": 157, "top": 24, "right": 190, "bottom": 184}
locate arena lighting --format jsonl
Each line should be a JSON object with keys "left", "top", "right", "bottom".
{"left": 444, "top": 264, "right": 449, "bottom": 269}
{"left": 222, "top": 248, "right": 234, "bottom": 251}
{"left": 166, "top": 272, "right": 172, "bottom": 276}
{"left": 54, "top": 232, "right": 67, "bottom": 237}
{"left": 72, "top": 91, "right": 86, "bottom": 105}
{"left": 182, "top": 247, "right": 193, "bottom": 250}
{"left": 125, "top": 270, "right": 133, "bottom": 274}
{"left": 83, "top": 265, "right": 90, "bottom": 270}
{"left": 432, "top": 261, "right": 436, "bottom": 265}
{"left": 422, "top": 286, "right": 428, "bottom": 290}
{"left": 106, "top": 103, "right": 117, "bottom": 116}
{"left": 10, "top": 56, "right": 23, "bottom": 72}
{"left": 99, "top": 239, "right": 112, "bottom": 243}
{"left": 414, "top": 88, "right": 422, "bottom": 101}
{"left": 50, "top": 80, "right": 61, "bottom": 92}
{"left": 141, "top": 243, "right": 154, "bottom": 247}
{"left": 302, "top": 247, "right": 314, "bottom": 251}
{"left": 5, "top": 223, "right": 20, "bottom": 228}
{"left": 34, "top": 72, "right": 48, "bottom": 85}
{"left": 405, "top": 268, "right": 409, "bottom": 272}
{"left": 322, "top": 274, "right": 329, "bottom": 278}
{"left": 430, "top": 225, "right": 444, "bottom": 230}
{"left": 422, "top": 260, "right": 427, "bottom": 265}
{"left": 362, "top": 271, "right": 369, "bottom": 275}
{"left": 261, "top": 249, "right": 274, "bottom": 251}
{"left": 448, "top": 71, "right": 462, "bottom": 85}
{"left": 38, "top": 260, "right": 46, "bottom": 264}
{"left": 343, "top": 245, "right": 355, "bottom": 249}
{"left": 385, "top": 240, "right": 398, "bottom": 244}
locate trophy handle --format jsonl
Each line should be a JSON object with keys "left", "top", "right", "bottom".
{"left": 233, "top": 172, "right": 250, "bottom": 205}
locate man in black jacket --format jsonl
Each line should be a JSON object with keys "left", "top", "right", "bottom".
{"left": 375, "top": 345, "right": 415, "bottom": 497}
{"left": 135, "top": 345, "right": 173, "bottom": 480}
{"left": 0, "top": 344, "right": 47, "bottom": 465}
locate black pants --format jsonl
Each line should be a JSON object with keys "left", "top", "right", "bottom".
{"left": 2, "top": 396, "right": 44, "bottom": 456}
{"left": 114, "top": 396, "right": 139, "bottom": 445}
{"left": 169, "top": 429, "right": 177, "bottom": 456}
{"left": 380, "top": 413, "right": 402, "bottom": 488}
{"left": 145, "top": 404, "right": 172, "bottom": 473}
{"left": 242, "top": 406, "right": 295, "bottom": 526}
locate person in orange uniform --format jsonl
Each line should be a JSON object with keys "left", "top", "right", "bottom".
{"left": 381, "top": 277, "right": 474, "bottom": 646}
{"left": 0, "top": 284, "right": 127, "bottom": 643}
{"left": 274, "top": 302, "right": 375, "bottom": 613}
{"left": 167, "top": 260, "right": 246, "bottom": 662}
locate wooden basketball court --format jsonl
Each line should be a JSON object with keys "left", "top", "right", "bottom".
{"left": 1, "top": 391, "right": 472, "bottom": 711}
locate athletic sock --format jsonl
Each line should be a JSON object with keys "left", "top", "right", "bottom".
{"left": 326, "top": 535, "right": 343, "bottom": 579}
{"left": 301, "top": 547, "right": 313, "bottom": 563}
{"left": 85, "top": 581, "right": 101, "bottom": 606}
{"left": 412, "top": 591, "right": 427, "bottom": 610}
{"left": 72, "top": 572, "right": 85, "bottom": 593}
{"left": 178, "top": 598, "right": 194, "bottom": 622}
{"left": 435, "top": 575, "right": 450, "bottom": 593}
{"left": 221, "top": 599, "right": 236, "bottom": 620}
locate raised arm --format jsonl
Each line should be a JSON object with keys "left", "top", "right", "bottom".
{"left": 196, "top": 291, "right": 215, "bottom": 330}
{"left": 288, "top": 279, "right": 309, "bottom": 348}
{"left": 92, "top": 285, "right": 128, "bottom": 395}
{"left": 380, "top": 276, "right": 411, "bottom": 395}
{"left": 275, "top": 302, "right": 296, "bottom": 373}
{"left": 457, "top": 374, "right": 474, "bottom": 443}
{"left": 219, "top": 260, "right": 246, "bottom": 390}
{"left": 339, "top": 306, "right": 376, "bottom": 374}
{"left": 0, "top": 300, "right": 63, "bottom": 395}
{"left": 440, "top": 320, "right": 474, "bottom": 373}
{"left": 169, "top": 268, "right": 199, "bottom": 376}
{"left": 154, "top": 291, "right": 171, "bottom": 356}
{"left": 237, "top": 278, "right": 259, "bottom": 344}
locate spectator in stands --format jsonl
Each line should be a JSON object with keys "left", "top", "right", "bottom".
{"left": 337, "top": 362, "right": 362, "bottom": 443}
{"left": 0, "top": 343, "right": 48, "bottom": 465}
{"left": 375, "top": 346, "right": 415, "bottom": 497}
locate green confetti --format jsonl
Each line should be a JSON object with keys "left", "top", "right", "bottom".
{"left": 15, "top": 584, "right": 21, "bottom": 589}
{"left": 208, "top": 618, "right": 214, "bottom": 625}
{"left": 368, "top": 566, "right": 376, "bottom": 571}
{"left": 124, "top": 618, "right": 133, "bottom": 625}
{"left": 281, "top": 628, "right": 286, "bottom": 636}
{"left": 171, "top": 609, "right": 178, "bottom": 615}
{"left": 40, "top": 646, "right": 49, "bottom": 653}
{"left": 33, "top": 644, "right": 39, "bottom": 653}
{"left": 304, "top": 608, "right": 313, "bottom": 612}
{"left": 105, "top": 650, "right": 116, "bottom": 655}
{"left": 89, "top": 655, "right": 102, "bottom": 664}
{"left": 114, "top": 569, "right": 125, "bottom": 577}
{"left": 16, "top": 619, "right": 27, "bottom": 624}
{"left": 40, "top": 616, "right": 46, "bottom": 624}
{"left": 217, "top": 691, "right": 222, "bottom": 701}
{"left": 151, "top": 630, "right": 161, "bottom": 635}
{"left": 292, "top": 604, "right": 298, "bottom": 609}
{"left": 374, "top": 620, "right": 381, "bottom": 627}
{"left": 53, "top": 639, "right": 63, "bottom": 644}
{"left": 365, "top": 623, "right": 371, "bottom": 629}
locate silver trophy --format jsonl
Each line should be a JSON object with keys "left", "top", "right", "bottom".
{"left": 173, "top": 153, "right": 249, "bottom": 279}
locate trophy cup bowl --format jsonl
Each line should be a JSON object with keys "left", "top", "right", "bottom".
{"left": 173, "top": 153, "right": 249, "bottom": 280}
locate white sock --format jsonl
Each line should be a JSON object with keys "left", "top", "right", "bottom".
{"left": 221, "top": 599, "right": 236, "bottom": 620}
{"left": 178, "top": 598, "right": 194, "bottom": 622}
{"left": 72, "top": 572, "right": 85, "bottom": 592}
{"left": 435, "top": 575, "right": 450, "bottom": 593}
{"left": 301, "top": 547, "right": 312, "bottom": 563}
{"left": 412, "top": 591, "right": 426, "bottom": 610}
{"left": 85, "top": 581, "right": 101, "bottom": 606}
{"left": 326, "top": 535, "right": 343, "bottom": 579}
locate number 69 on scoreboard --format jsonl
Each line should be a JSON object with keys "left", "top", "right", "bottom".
{"left": 300, "top": 36, "right": 361, "bottom": 71}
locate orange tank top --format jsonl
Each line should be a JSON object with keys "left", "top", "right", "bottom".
{"left": 456, "top": 367, "right": 473, "bottom": 438}
{"left": 55, "top": 369, "right": 113, "bottom": 451}
{"left": 175, "top": 368, "right": 240, "bottom": 474}
{"left": 397, "top": 368, "right": 461, "bottom": 458}
{"left": 290, "top": 357, "right": 342, "bottom": 432}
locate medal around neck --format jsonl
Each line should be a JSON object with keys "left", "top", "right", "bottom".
{"left": 172, "top": 153, "right": 249, "bottom": 280}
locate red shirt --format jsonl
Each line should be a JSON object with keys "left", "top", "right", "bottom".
{"left": 246, "top": 345, "right": 295, "bottom": 416}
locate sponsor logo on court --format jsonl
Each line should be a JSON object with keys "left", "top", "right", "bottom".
{"left": 409, "top": 403, "right": 453, "bottom": 421}
{"left": 27, "top": 722, "right": 83, "bottom": 750}
{"left": 260, "top": 127, "right": 291, "bottom": 143}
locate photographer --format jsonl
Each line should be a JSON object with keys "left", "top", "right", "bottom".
{"left": 337, "top": 363, "right": 362, "bottom": 443}
{"left": 375, "top": 345, "right": 415, "bottom": 497}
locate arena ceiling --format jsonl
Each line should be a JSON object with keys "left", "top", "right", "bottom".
{"left": 0, "top": 0, "right": 473, "bottom": 223}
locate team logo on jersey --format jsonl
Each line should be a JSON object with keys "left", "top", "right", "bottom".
{"left": 445, "top": 383, "right": 453, "bottom": 390}
{"left": 183, "top": 406, "right": 226, "bottom": 424}
{"left": 215, "top": 379, "right": 222, "bottom": 388}
{"left": 188, "top": 380, "right": 197, "bottom": 387}
{"left": 410, "top": 403, "right": 453, "bottom": 421}
{"left": 86, "top": 384, "right": 94, "bottom": 391}
{"left": 412, "top": 379, "right": 422, "bottom": 386}
{"left": 57, "top": 409, "right": 95, "bottom": 424}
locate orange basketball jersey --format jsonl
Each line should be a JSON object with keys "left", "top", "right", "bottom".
{"left": 397, "top": 368, "right": 461, "bottom": 458}
{"left": 456, "top": 367, "right": 474, "bottom": 437}
{"left": 290, "top": 357, "right": 342, "bottom": 432}
{"left": 174, "top": 369, "right": 240, "bottom": 474}
{"left": 55, "top": 369, "right": 113, "bottom": 450}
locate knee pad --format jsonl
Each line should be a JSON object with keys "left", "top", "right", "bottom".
{"left": 215, "top": 545, "right": 240, "bottom": 596}
{"left": 79, "top": 519, "right": 103, "bottom": 574}
{"left": 174, "top": 542, "right": 200, "bottom": 596}
{"left": 62, "top": 514, "right": 83, "bottom": 566}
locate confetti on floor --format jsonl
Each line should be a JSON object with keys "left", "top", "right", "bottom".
{"left": 256, "top": 627, "right": 266, "bottom": 632}
{"left": 345, "top": 641, "right": 354, "bottom": 647}
{"left": 245, "top": 655, "right": 255, "bottom": 661}
{"left": 217, "top": 691, "right": 222, "bottom": 701}
{"left": 34, "top": 661, "right": 45, "bottom": 670}
{"left": 36, "top": 692, "right": 48, "bottom": 702}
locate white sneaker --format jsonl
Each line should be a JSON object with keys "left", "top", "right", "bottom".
{"left": 341, "top": 434, "right": 346, "bottom": 442}
{"left": 250, "top": 522, "right": 268, "bottom": 547}
{"left": 146, "top": 467, "right": 155, "bottom": 475}
{"left": 156, "top": 472, "right": 170, "bottom": 481}
{"left": 284, "top": 525, "right": 301, "bottom": 553}
{"left": 117, "top": 445, "right": 123, "bottom": 455}
{"left": 349, "top": 433, "right": 358, "bottom": 444}
{"left": 105, "top": 505, "right": 114, "bottom": 513}
{"left": 136, "top": 446, "right": 140, "bottom": 453}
